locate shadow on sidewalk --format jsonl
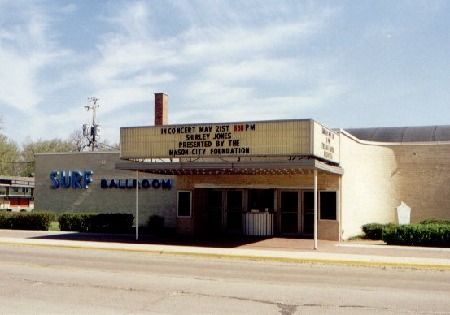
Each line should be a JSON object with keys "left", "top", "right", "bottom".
{"left": 29, "top": 232, "right": 292, "bottom": 249}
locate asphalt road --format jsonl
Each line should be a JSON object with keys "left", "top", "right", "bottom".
{"left": 1, "top": 243, "right": 450, "bottom": 314}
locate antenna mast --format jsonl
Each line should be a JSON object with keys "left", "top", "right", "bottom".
{"left": 83, "top": 97, "right": 101, "bottom": 151}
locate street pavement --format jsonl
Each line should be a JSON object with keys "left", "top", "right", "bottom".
{"left": 1, "top": 230, "right": 450, "bottom": 270}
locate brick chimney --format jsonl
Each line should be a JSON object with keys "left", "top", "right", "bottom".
{"left": 154, "top": 93, "right": 168, "bottom": 126}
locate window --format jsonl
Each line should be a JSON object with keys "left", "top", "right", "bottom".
{"left": 248, "top": 189, "right": 274, "bottom": 212}
{"left": 177, "top": 191, "right": 192, "bottom": 217}
{"left": 320, "top": 191, "right": 337, "bottom": 220}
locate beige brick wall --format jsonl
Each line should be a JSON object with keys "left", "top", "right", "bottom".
{"left": 318, "top": 220, "right": 340, "bottom": 240}
{"left": 388, "top": 143, "right": 450, "bottom": 222}
{"left": 339, "top": 133, "right": 398, "bottom": 239}
{"left": 339, "top": 132, "right": 450, "bottom": 239}
{"left": 34, "top": 152, "right": 177, "bottom": 227}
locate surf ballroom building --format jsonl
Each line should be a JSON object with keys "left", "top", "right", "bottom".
{"left": 34, "top": 94, "right": 450, "bottom": 241}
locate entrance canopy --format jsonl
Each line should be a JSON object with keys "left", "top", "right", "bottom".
{"left": 116, "top": 158, "right": 343, "bottom": 176}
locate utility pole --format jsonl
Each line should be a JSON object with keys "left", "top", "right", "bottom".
{"left": 83, "top": 97, "right": 100, "bottom": 151}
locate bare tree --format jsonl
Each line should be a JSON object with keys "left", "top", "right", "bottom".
{"left": 69, "top": 129, "right": 89, "bottom": 152}
{"left": 97, "top": 139, "right": 120, "bottom": 151}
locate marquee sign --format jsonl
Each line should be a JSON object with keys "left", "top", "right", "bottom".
{"left": 120, "top": 119, "right": 340, "bottom": 163}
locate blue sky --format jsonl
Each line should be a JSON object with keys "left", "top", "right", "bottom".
{"left": 1, "top": 0, "right": 449, "bottom": 146}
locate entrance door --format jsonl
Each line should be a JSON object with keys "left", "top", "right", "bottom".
{"left": 280, "top": 191, "right": 298, "bottom": 234}
{"left": 207, "top": 190, "right": 223, "bottom": 234}
{"left": 302, "top": 191, "right": 315, "bottom": 235}
{"left": 226, "top": 190, "right": 243, "bottom": 233}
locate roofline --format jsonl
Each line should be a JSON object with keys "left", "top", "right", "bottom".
{"left": 120, "top": 118, "right": 316, "bottom": 130}
{"left": 340, "top": 129, "right": 450, "bottom": 146}
{"left": 34, "top": 151, "right": 120, "bottom": 156}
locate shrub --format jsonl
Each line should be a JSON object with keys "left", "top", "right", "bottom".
{"left": 0, "top": 212, "right": 12, "bottom": 229}
{"left": 361, "top": 223, "right": 385, "bottom": 240}
{"left": 382, "top": 223, "right": 450, "bottom": 247}
{"left": 419, "top": 218, "right": 450, "bottom": 225}
{"left": 59, "top": 213, "right": 95, "bottom": 232}
{"left": 0, "top": 212, "right": 55, "bottom": 231}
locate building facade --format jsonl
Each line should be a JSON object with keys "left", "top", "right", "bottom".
{"left": 34, "top": 152, "right": 177, "bottom": 229}
{"left": 34, "top": 94, "right": 450, "bottom": 240}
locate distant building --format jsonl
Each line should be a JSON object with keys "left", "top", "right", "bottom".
{"left": 0, "top": 176, "right": 35, "bottom": 212}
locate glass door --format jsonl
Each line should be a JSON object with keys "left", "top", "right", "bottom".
{"left": 280, "top": 191, "right": 299, "bottom": 234}
{"left": 226, "top": 190, "right": 243, "bottom": 233}
{"left": 207, "top": 190, "right": 223, "bottom": 234}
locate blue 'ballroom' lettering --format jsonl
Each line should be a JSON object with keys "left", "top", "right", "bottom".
{"left": 100, "top": 178, "right": 172, "bottom": 190}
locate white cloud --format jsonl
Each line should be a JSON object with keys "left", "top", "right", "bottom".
{"left": 0, "top": 51, "right": 41, "bottom": 110}
{"left": 82, "top": 0, "right": 335, "bottom": 122}
{"left": 60, "top": 3, "right": 77, "bottom": 14}
{"left": 0, "top": 1, "right": 74, "bottom": 113}
{"left": 7, "top": 0, "right": 447, "bottom": 147}
{"left": 0, "top": 0, "right": 342, "bottom": 145}
{"left": 171, "top": 83, "right": 346, "bottom": 125}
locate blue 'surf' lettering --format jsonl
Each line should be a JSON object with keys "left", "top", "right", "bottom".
{"left": 50, "top": 171, "right": 59, "bottom": 189}
{"left": 50, "top": 170, "right": 94, "bottom": 189}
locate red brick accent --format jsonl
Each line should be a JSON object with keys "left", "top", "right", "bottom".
{"left": 154, "top": 93, "right": 168, "bottom": 126}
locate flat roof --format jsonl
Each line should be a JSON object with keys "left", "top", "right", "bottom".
{"left": 0, "top": 176, "right": 34, "bottom": 188}
{"left": 345, "top": 125, "right": 450, "bottom": 142}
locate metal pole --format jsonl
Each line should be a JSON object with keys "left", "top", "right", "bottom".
{"left": 314, "top": 169, "right": 318, "bottom": 250}
{"left": 136, "top": 170, "right": 139, "bottom": 241}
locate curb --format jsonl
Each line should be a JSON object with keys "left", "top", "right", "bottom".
{"left": 2, "top": 238, "right": 450, "bottom": 270}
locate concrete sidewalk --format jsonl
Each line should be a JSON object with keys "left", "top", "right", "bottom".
{"left": 1, "top": 230, "right": 450, "bottom": 270}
